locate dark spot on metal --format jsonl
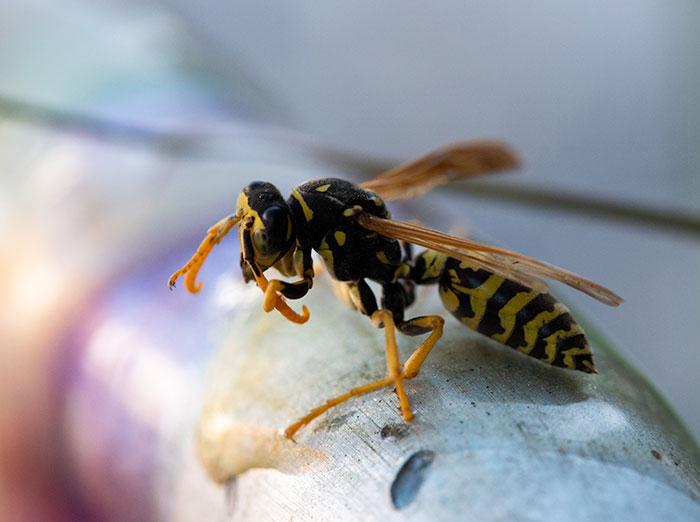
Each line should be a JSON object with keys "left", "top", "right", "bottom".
{"left": 380, "top": 423, "right": 410, "bottom": 440}
{"left": 314, "top": 410, "right": 356, "bottom": 432}
{"left": 651, "top": 449, "right": 662, "bottom": 460}
{"left": 470, "top": 401, "right": 476, "bottom": 407}
{"left": 391, "top": 450, "right": 436, "bottom": 510}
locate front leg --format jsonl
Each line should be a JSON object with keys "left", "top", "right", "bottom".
{"left": 240, "top": 225, "right": 309, "bottom": 324}
{"left": 262, "top": 248, "right": 315, "bottom": 312}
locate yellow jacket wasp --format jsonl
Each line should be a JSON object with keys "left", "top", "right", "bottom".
{"left": 168, "top": 141, "right": 623, "bottom": 439}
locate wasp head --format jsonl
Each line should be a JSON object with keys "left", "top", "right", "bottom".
{"left": 236, "top": 181, "right": 295, "bottom": 268}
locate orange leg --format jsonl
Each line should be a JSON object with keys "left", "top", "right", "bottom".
{"left": 284, "top": 313, "right": 445, "bottom": 439}
{"left": 239, "top": 225, "right": 310, "bottom": 324}
{"left": 285, "top": 310, "right": 414, "bottom": 440}
{"left": 400, "top": 315, "right": 445, "bottom": 379}
{"left": 169, "top": 214, "right": 309, "bottom": 324}
{"left": 253, "top": 271, "right": 310, "bottom": 324}
{"left": 168, "top": 214, "right": 240, "bottom": 293}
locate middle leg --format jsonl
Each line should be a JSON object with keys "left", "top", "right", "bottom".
{"left": 284, "top": 308, "right": 411, "bottom": 439}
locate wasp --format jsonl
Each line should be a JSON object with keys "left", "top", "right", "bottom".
{"left": 169, "top": 141, "right": 623, "bottom": 439}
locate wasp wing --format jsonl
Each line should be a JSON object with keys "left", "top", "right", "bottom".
{"left": 360, "top": 141, "right": 520, "bottom": 201}
{"left": 357, "top": 214, "right": 623, "bottom": 307}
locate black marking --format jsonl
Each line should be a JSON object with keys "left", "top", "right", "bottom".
{"left": 477, "top": 278, "right": 521, "bottom": 337}
{"left": 528, "top": 312, "right": 573, "bottom": 362}
{"left": 382, "top": 283, "right": 406, "bottom": 324}
{"left": 454, "top": 265, "right": 492, "bottom": 289}
{"left": 554, "top": 333, "right": 591, "bottom": 370}
{"left": 357, "top": 279, "right": 379, "bottom": 317}
{"left": 504, "top": 293, "right": 556, "bottom": 349}
{"left": 390, "top": 450, "right": 436, "bottom": 510}
{"left": 440, "top": 280, "right": 476, "bottom": 320}
{"left": 537, "top": 311, "right": 574, "bottom": 341}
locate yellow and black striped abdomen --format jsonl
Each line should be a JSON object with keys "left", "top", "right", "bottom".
{"left": 437, "top": 256, "right": 595, "bottom": 373}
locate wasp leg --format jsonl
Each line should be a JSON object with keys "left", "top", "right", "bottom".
{"left": 383, "top": 282, "right": 444, "bottom": 377}
{"left": 397, "top": 315, "right": 445, "bottom": 379}
{"left": 262, "top": 249, "right": 315, "bottom": 312}
{"left": 284, "top": 309, "right": 411, "bottom": 440}
{"left": 240, "top": 225, "right": 309, "bottom": 324}
{"left": 262, "top": 277, "right": 314, "bottom": 312}
{"left": 168, "top": 214, "right": 241, "bottom": 293}
{"left": 341, "top": 279, "right": 379, "bottom": 316}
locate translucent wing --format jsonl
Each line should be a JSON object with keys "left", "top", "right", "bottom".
{"left": 357, "top": 214, "right": 623, "bottom": 307}
{"left": 360, "top": 141, "right": 520, "bottom": 201}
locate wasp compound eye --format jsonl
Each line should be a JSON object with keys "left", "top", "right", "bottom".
{"left": 253, "top": 205, "right": 291, "bottom": 256}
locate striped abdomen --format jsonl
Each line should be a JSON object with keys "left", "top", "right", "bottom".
{"left": 437, "top": 256, "right": 595, "bottom": 373}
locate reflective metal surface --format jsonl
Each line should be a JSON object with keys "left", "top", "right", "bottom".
{"left": 195, "top": 272, "right": 700, "bottom": 520}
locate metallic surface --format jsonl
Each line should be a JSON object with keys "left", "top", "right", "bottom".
{"left": 197, "top": 269, "right": 700, "bottom": 520}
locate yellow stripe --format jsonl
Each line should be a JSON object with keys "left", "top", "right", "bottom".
{"left": 440, "top": 287, "right": 460, "bottom": 312}
{"left": 291, "top": 190, "right": 314, "bottom": 221}
{"left": 543, "top": 332, "right": 561, "bottom": 364}
{"left": 490, "top": 291, "right": 539, "bottom": 343}
{"left": 562, "top": 346, "right": 592, "bottom": 369}
{"left": 452, "top": 274, "right": 503, "bottom": 330}
{"left": 543, "top": 322, "right": 587, "bottom": 364}
{"left": 517, "top": 303, "right": 569, "bottom": 355}
{"left": 315, "top": 184, "right": 331, "bottom": 192}
{"left": 334, "top": 230, "right": 346, "bottom": 246}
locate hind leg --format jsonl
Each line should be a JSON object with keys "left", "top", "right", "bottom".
{"left": 397, "top": 315, "right": 445, "bottom": 379}
{"left": 383, "top": 282, "right": 445, "bottom": 379}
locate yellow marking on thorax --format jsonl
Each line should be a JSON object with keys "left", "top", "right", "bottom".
{"left": 291, "top": 190, "right": 314, "bottom": 221}
{"left": 342, "top": 205, "right": 364, "bottom": 217}
{"left": 371, "top": 196, "right": 383, "bottom": 207}
{"left": 318, "top": 238, "right": 335, "bottom": 276}
{"left": 490, "top": 291, "right": 540, "bottom": 343}
{"left": 376, "top": 250, "right": 390, "bottom": 264}
{"left": 451, "top": 274, "right": 504, "bottom": 330}
{"left": 315, "top": 184, "right": 331, "bottom": 192}
{"left": 516, "top": 302, "right": 570, "bottom": 355}
{"left": 334, "top": 230, "right": 346, "bottom": 246}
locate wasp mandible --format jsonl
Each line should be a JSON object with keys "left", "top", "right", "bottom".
{"left": 168, "top": 141, "right": 623, "bottom": 439}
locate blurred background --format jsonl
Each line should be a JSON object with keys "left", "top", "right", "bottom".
{"left": 1, "top": 0, "right": 698, "bottom": 520}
